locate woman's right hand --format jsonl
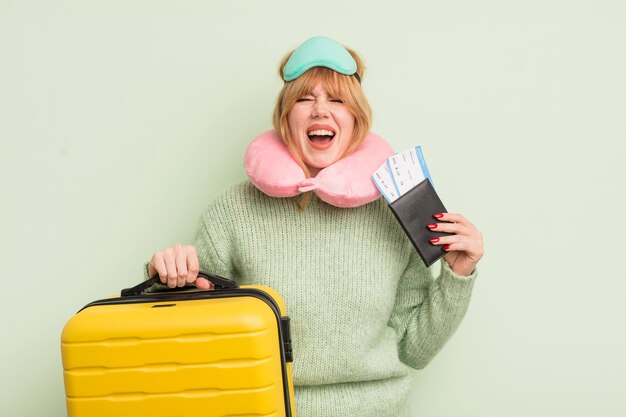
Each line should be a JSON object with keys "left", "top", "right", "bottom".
{"left": 148, "top": 244, "right": 214, "bottom": 290}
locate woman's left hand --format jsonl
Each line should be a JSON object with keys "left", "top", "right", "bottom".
{"left": 428, "top": 212, "right": 484, "bottom": 277}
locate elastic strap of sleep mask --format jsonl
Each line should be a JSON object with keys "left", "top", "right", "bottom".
{"left": 283, "top": 36, "right": 360, "bottom": 83}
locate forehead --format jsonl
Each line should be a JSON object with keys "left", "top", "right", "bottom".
{"left": 295, "top": 67, "right": 344, "bottom": 96}
{"left": 307, "top": 83, "right": 335, "bottom": 96}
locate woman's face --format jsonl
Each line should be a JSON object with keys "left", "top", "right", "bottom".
{"left": 287, "top": 82, "right": 355, "bottom": 175}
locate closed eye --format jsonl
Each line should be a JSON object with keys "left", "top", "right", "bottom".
{"left": 296, "top": 97, "right": 314, "bottom": 102}
{"left": 330, "top": 98, "right": 344, "bottom": 103}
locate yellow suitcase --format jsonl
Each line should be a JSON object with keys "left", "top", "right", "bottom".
{"left": 61, "top": 272, "right": 296, "bottom": 417}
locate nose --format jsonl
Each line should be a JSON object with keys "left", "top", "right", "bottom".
{"left": 311, "top": 98, "right": 330, "bottom": 118}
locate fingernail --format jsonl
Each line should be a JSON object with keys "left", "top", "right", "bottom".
{"left": 434, "top": 213, "right": 444, "bottom": 218}
{"left": 428, "top": 223, "right": 437, "bottom": 229}
{"left": 443, "top": 244, "right": 450, "bottom": 250}
{"left": 429, "top": 238, "right": 439, "bottom": 244}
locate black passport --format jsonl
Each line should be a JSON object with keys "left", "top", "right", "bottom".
{"left": 388, "top": 178, "right": 452, "bottom": 267}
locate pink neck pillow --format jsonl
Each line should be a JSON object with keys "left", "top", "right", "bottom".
{"left": 244, "top": 130, "right": 394, "bottom": 208}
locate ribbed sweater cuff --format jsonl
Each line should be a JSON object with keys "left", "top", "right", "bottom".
{"left": 438, "top": 258, "right": 477, "bottom": 300}
{"left": 143, "top": 262, "right": 152, "bottom": 280}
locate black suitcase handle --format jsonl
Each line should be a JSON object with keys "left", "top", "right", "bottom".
{"left": 121, "top": 271, "right": 238, "bottom": 296}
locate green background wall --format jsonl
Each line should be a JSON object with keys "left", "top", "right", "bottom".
{"left": 1, "top": 1, "right": 624, "bottom": 415}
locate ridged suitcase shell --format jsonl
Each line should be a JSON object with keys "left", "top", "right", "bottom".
{"left": 61, "top": 284, "right": 295, "bottom": 417}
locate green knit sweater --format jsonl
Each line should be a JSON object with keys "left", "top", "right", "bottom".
{"left": 193, "top": 180, "right": 476, "bottom": 417}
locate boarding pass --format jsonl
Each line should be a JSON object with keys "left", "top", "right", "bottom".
{"left": 372, "top": 146, "right": 433, "bottom": 203}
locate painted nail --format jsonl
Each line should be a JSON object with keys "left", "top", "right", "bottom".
{"left": 434, "top": 213, "right": 444, "bottom": 218}
{"left": 429, "top": 238, "right": 439, "bottom": 244}
{"left": 443, "top": 244, "right": 450, "bottom": 250}
{"left": 428, "top": 223, "right": 437, "bottom": 229}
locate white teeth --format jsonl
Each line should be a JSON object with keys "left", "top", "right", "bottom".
{"left": 307, "top": 129, "right": 335, "bottom": 136}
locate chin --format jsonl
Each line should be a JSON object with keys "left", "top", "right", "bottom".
{"left": 306, "top": 155, "right": 338, "bottom": 169}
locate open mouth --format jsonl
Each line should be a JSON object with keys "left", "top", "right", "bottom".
{"left": 307, "top": 128, "right": 335, "bottom": 150}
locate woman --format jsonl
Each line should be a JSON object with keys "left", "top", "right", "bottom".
{"left": 148, "top": 36, "right": 483, "bottom": 417}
